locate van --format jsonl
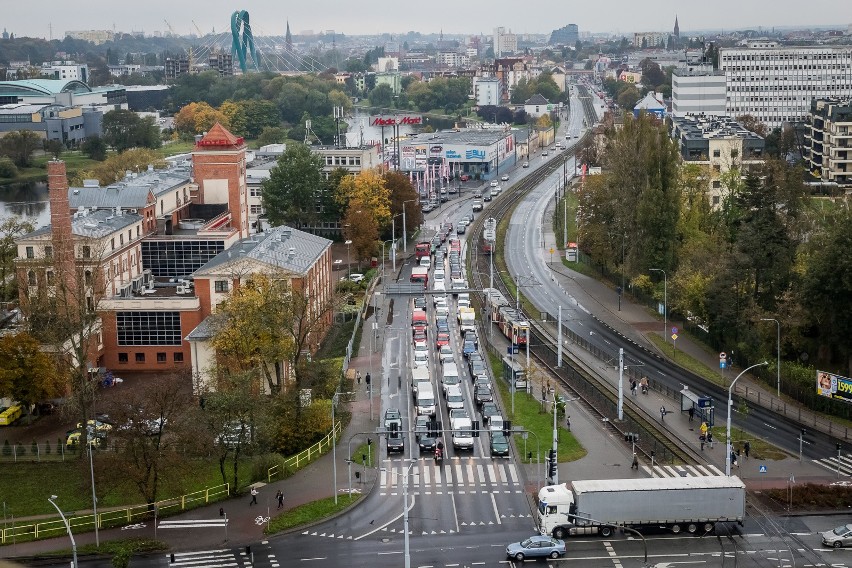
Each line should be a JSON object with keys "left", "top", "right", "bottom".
{"left": 416, "top": 387, "right": 437, "bottom": 415}
{"left": 451, "top": 417, "right": 474, "bottom": 450}
{"left": 411, "top": 367, "right": 430, "bottom": 393}
{"left": 441, "top": 362, "right": 460, "bottom": 394}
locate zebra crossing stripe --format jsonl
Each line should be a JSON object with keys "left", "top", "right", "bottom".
{"left": 423, "top": 463, "right": 431, "bottom": 485}
{"left": 455, "top": 463, "right": 464, "bottom": 484}
{"left": 508, "top": 463, "right": 519, "bottom": 484}
{"left": 487, "top": 463, "right": 497, "bottom": 483}
{"left": 466, "top": 463, "right": 475, "bottom": 485}
{"left": 477, "top": 464, "right": 486, "bottom": 484}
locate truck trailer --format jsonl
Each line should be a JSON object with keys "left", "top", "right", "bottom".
{"left": 538, "top": 476, "right": 746, "bottom": 538}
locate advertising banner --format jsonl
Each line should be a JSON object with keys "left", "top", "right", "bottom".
{"left": 401, "top": 146, "right": 416, "bottom": 171}
{"left": 817, "top": 370, "right": 852, "bottom": 404}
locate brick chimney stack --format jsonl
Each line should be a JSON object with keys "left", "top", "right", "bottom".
{"left": 47, "top": 160, "right": 76, "bottom": 295}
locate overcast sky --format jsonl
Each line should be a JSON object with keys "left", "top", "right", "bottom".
{"left": 5, "top": 0, "right": 851, "bottom": 39}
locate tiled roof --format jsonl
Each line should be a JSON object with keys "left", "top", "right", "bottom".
{"left": 194, "top": 225, "right": 331, "bottom": 276}
{"left": 195, "top": 122, "right": 245, "bottom": 150}
{"left": 524, "top": 94, "right": 550, "bottom": 105}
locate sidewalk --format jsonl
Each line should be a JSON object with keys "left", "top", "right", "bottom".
{"left": 537, "top": 195, "right": 837, "bottom": 489}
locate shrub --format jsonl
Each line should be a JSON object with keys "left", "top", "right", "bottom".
{"left": 31, "top": 440, "right": 38, "bottom": 456}
{"left": 15, "top": 442, "right": 25, "bottom": 456}
{"left": 2, "top": 439, "right": 10, "bottom": 456}
{"left": 0, "top": 156, "right": 18, "bottom": 178}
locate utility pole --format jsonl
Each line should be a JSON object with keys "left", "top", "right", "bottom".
{"left": 617, "top": 348, "right": 624, "bottom": 420}
{"left": 557, "top": 306, "right": 562, "bottom": 368}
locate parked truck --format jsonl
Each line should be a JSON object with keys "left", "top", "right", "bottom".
{"left": 537, "top": 476, "right": 746, "bottom": 539}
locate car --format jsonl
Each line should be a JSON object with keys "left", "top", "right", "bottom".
{"left": 491, "top": 433, "right": 510, "bottom": 457}
{"left": 464, "top": 330, "right": 479, "bottom": 348}
{"left": 522, "top": 162, "right": 529, "bottom": 168}
{"left": 434, "top": 294, "right": 448, "bottom": 307}
{"left": 474, "top": 375, "right": 491, "bottom": 390}
{"left": 456, "top": 225, "right": 466, "bottom": 235}
{"left": 462, "top": 341, "right": 476, "bottom": 358}
{"left": 467, "top": 351, "right": 483, "bottom": 369}
{"left": 483, "top": 191, "right": 492, "bottom": 202}
{"left": 435, "top": 332, "right": 450, "bottom": 349}
{"left": 488, "top": 415, "right": 505, "bottom": 434}
{"left": 449, "top": 409, "right": 470, "bottom": 421}
{"left": 413, "top": 350, "right": 429, "bottom": 368}
{"left": 434, "top": 270, "right": 446, "bottom": 282}
{"left": 435, "top": 305, "right": 449, "bottom": 318}
{"left": 419, "top": 257, "right": 431, "bottom": 268}
{"left": 438, "top": 345, "right": 454, "bottom": 364}
{"left": 384, "top": 408, "right": 402, "bottom": 431}
{"left": 435, "top": 320, "right": 449, "bottom": 334}
{"left": 823, "top": 524, "right": 852, "bottom": 548}
{"left": 341, "top": 273, "right": 365, "bottom": 283}
{"left": 475, "top": 384, "right": 494, "bottom": 406}
{"left": 414, "top": 341, "right": 428, "bottom": 354}
{"left": 460, "top": 174, "right": 471, "bottom": 181}
{"left": 387, "top": 431, "right": 405, "bottom": 454}
{"left": 501, "top": 174, "right": 509, "bottom": 181}
{"left": 480, "top": 402, "right": 500, "bottom": 423}
{"left": 491, "top": 186, "right": 501, "bottom": 197}
{"left": 490, "top": 180, "right": 499, "bottom": 187}
{"left": 506, "top": 536, "right": 566, "bottom": 561}
{"left": 457, "top": 217, "right": 470, "bottom": 227}
{"left": 471, "top": 200, "right": 483, "bottom": 212}
{"left": 542, "top": 151, "right": 549, "bottom": 157}
{"left": 445, "top": 385, "right": 465, "bottom": 410}
{"left": 469, "top": 359, "right": 487, "bottom": 377}
{"left": 413, "top": 329, "right": 427, "bottom": 343}
{"left": 414, "top": 297, "right": 427, "bottom": 310}
{"left": 448, "top": 186, "right": 458, "bottom": 194}
{"left": 422, "top": 203, "right": 434, "bottom": 213}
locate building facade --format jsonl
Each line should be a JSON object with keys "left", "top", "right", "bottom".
{"left": 671, "top": 66, "right": 727, "bottom": 117}
{"left": 494, "top": 28, "right": 518, "bottom": 57}
{"left": 804, "top": 98, "right": 852, "bottom": 186}
{"left": 670, "top": 114, "right": 765, "bottom": 206}
{"left": 473, "top": 77, "right": 501, "bottom": 107}
{"left": 720, "top": 42, "right": 852, "bottom": 128}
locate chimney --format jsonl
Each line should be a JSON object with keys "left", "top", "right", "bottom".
{"left": 47, "top": 160, "right": 77, "bottom": 297}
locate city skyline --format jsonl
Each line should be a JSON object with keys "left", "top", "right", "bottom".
{"left": 3, "top": 0, "right": 851, "bottom": 40}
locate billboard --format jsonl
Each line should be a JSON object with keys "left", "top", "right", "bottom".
{"left": 817, "top": 370, "right": 852, "bottom": 404}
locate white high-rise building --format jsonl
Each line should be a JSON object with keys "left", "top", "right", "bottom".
{"left": 473, "top": 77, "right": 501, "bottom": 107}
{"left": 720, "top": 41, "right": 852, "bottom": 128}
{"left": 672, "top": 65, "right": 726, "bottom": 117}
{"left": 493, "top": 27, "right": 517, "bottom": 57}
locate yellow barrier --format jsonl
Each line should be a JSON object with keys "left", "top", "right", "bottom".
{"left": 268, "top": 421, "right": 342, "bottom": 483}
{"left": 0, "top": 484, "right": 229, "bottom": 545}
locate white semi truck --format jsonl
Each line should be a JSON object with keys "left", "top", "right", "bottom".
{"left": 538, "top": 476, "right": 746, "bottom": 539}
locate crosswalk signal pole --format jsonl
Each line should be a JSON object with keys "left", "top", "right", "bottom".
{"left": 800, "top": 429, "right": 804, "bottom": 462}
{"left": 838, "top": 443, "right": 842, "bottom": 478}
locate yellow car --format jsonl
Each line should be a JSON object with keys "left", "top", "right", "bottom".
{"left": 65, "top": 429, "right": 106, "bottom": 448}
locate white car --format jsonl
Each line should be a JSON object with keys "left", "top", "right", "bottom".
{"left": 413, "top": 350, "right": 429, "bottom": 368}
{"left": 435, "top": 305, "right": 449, "bottom": 318}
{"left": 341, "top": 273, "right": 365, "bottom": 283}
{"left": 419, "top": 257, "right": 431, "bottom": 268}
{"left": 434, "top": 270, "right": 446, "bottom": 282}
{"left": 439, "top": 345, "right": 454, "bottom": 365}
{"left": 490, "top": 180, "right": 499, "bottom": 187}
{"left": 445, "top": 385, "right": 465, "bottom": 410}
{"left": 501, "top": 174, "right": 509, "bottom": 181}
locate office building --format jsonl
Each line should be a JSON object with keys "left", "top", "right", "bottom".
{"left": 550, "top": 24, "right": 579, "bottom": 46}
{"left": 672, "top": 66, "right": 726, "bottom": 117}
{"left": 494, "top": 27, "right": 518, "bottom": 57}
{"left": 804, "top": 98, "right": 852, "bottom": 186}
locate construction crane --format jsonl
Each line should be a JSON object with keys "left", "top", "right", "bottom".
{"left": 192, "top": 20, "right": 205, "bottom": 38}
{"left": 163, "top": 19, "right": 176, "bottom": 37}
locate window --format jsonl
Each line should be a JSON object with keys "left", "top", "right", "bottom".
{"left": 135, "top": 353, "right": 146, "bottom": 362}
{"left": 44, "top": 245, "right": 53, "bottom": 258}
{"left": 25, "top": 246, "right": 34, "bottom": 259}
{"left": 712, "top": 180, "right": 721, "bottom": 189}
{"left": 712, "top": 149, "right": 721, "bottom": 158}
{"left": 117, "top": 311, "right": 183, "bottom": 346}
{"left": 82, "top": 245, "right": 91, "bottom": 258}
{"left": 46, "top": 270, "right": 55, "bottom": 285}
{"left": 712, "top": 195, "right": 721, "bottom": 205}
{"left": 215, "top": 280, "right": 229, "bottom": 293}
{"left": 157, "top": 352, "right": 167, "bottom": 363}
{"left": 174, "top": 352, "right": 184, "bottom": 362}
{"left": 120, "top": 234, "right": 124, "bottom": 245}
{"left": 84, "top": 270, "right": 93, "bottom": 285}
{"left": 118, "top": 353, "right": 128, "bottom": 363}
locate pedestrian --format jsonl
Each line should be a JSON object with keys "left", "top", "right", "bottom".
{"left": 631, "top": 454, "right": 639, "bottom": 470}
{"left": 249, "top": 487, "right": 258, "bottom": 506}
{"left": 356, "top": 371, "right": 361, "bottom": 385}
{"left": 630, "top": 379, "right": 637, "bottom": 396}
{"left": 365, "top": 372, "right": 371, "bottom": 387}
{"left": 699, "top": 434, "right": 705, "bottom": 451}
{"left": 565, "top": 415, "right": 571, "bottom": 431}
{"left": 688, "top": 406, "right": 695, "bottom": 423}
{"left": 730, "top": 451, "right": 738, "bottom": 468}
{"left": 277, "top": 490, "right": 284, "bottom": 510}
{"left": 660, "top": 406, "right": 666, "bottom": 421}
{"left": 706, "top": 430, "right": 713, "bottom": 447}
{"left": 743, "top": 440, "right": 750, "bottom": 459}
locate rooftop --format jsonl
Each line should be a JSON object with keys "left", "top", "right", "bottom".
{"left": 195, "top": 122, "right": 245, "bottom": 151}
{"left": 0, "top": 79, "right": 91, "bottom": 97}
{"left": 68, "top": 166, "right": 193, "bottom": 210}
{"left": 672, "top": 114, "right": 764, "bottom": 141}
{"left": 524, "top": 93, "right": 550, "bottom": 106}
{"left": 22, "top": 208, "right": 142, "bottom": 240}
{"left": 404, "top": 128, "right": 510, "bottom": 147}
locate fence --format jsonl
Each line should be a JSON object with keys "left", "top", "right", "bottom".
{"left": 0, "top": 484, "right": 229, "bottom": 545}
{"left": 0, "top": 441, "right": 117, "bottom": 462}
{"left": 267, "top": 420, "right": 343, "bottom": 483}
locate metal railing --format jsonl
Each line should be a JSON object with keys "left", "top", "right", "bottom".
{"left": 267, "top": 420, "right": 343, "bottom": 483}
{"left": 0, "top": 484, "right": 229, "bottom": 545}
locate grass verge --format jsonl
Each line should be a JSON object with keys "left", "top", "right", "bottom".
{"left": 487, "top": 353, "right": 586, "bottom": 463}
{"left": 707, "top": 425, "right": 788, "bottom": 461}
{"left": 350, "top": 442, "right": 376, "bottom": 467}
{"left": 645, "top": 332, "right": 727, "bottom": 387}
{"left": 265, "top": 494, "right": 361, "bottom": 534}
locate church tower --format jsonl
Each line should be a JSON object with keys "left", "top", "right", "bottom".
{"left": 285, "top": 19, "right": 292, "bottom": 50}
{"left": 674, "top": 16, "right": 680, "bottom": 39}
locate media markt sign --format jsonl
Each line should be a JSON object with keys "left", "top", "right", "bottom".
{"left": 370, "top": 115, "right": 422, "bottom": 127}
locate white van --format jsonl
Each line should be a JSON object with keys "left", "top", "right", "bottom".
{"left": 451, "top": 417, "right": 474, "bottom": 450}
{"left": 416, "top": 387, "right": 437, "bottom": 415}
{"left": 441, "top": 363, "right": 460, "bottom": 394}
{"left": 419, "top": 257, "right": 431, "bottom": 268}
{"left": 434, "top": 269, "right": 446, "bottom": 282}
{"left": 445, "top": 385, "right": 464, "bottom": 410}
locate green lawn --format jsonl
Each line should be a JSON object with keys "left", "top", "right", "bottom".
{"left": 265, "top": 494, "right": 361, "bottom": 534}
{"left": 0, "top": 455, "right": 257, "bottom": 518}
{"left": 487, "top": 354, "right": 586, "bottom": 463}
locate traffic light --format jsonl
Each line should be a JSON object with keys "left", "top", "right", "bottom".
{"left": 503, "top": 420, "right": 512, "bottom": 437}
{"left": 625, "top": 433, "right": 639, "bottom": 443}
{"left": 472, "top": 420, "right": 480, "bottom": 438}
{"left": 548, "top": 449, "right": 558, "bottom": 478}
{"left": 838, "top": 443, "right": 843, "bottom": 452}
{"left": 801, "top": 428, "right": 806, "bottom": 437}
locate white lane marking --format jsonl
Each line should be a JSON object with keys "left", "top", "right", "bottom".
{"left": 451, "top": 491, "right": 460, "bottom": 533}
{"left": 490, "top": 493, "right": 502, "bottom": 525}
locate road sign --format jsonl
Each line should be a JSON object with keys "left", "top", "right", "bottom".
{"left": 720, "top": 361, "right": 727, "bottom": 369}
{"left": 672, "top": 327, "right": 678, "bottom": 334}
{"left": 671, "top": 333, "right": 678, "bottom": 341}
{"left": 549, "top": 247, "right": 554, "bottom": 254}
{"left": 759, "top": 465, "right": 767, "bottom": 473}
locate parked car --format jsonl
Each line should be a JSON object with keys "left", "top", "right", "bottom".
{"left": 542, "top": 151, "right": 549, "bottom": 157}
{"left": 341, "top": 273, "right": 365, "bottom": 283}
{"left": 459, "top": 174, "right": 471, "bottom": 181}
{"left": 823, "top": 524, "right": 852, "bottom": 548}
{"left": 506, "top": 536, "right": 566, "bottom": 561}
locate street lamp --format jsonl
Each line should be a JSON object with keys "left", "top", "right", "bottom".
{"left": 760, "top": 318, "right": 781, "bottom": 398}
{"left": 726, "top": 362, "right": 768, "bottom": 476}
{"left": 649, "top": 269, "right": 667, "bottom": 343}
{"left": 391, "top": 213, "right": 403, "bottom": 260}
{"left": 381, "top": 239, "right": 395, "bottom": 277}
{"left": 344, "top": 240, "right": 352, "bottom": 279}
{"left": 551, "top": 393, "right": 577, "bottom": 485}
{"left": 48, "top": 495, "right": 77, "bottom": 568}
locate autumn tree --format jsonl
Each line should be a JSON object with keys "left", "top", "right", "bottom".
{"left": 97, "top": 373, "right": 195, "bottom": 503}
{"left": 174, "top": 102, "right": 230, "bottom": 139}
{"left": 384, "top": 170, "right": 423, "bottom": 241}
{"left": 336, "top": 169, "right": 391, "bottom": 262}
{"left": 262, "top": 144, "right": 326, "bottom": 229}
{"left": 0, "top": 332, "right": 62, "bottom": 414}
{"left": 70, "top": 148, "right": 167, "bottom": 186}
{"left": 0, "top": 217, "right": 34, "bottom": 301}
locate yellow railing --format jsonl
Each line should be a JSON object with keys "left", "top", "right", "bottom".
{"left": 0, "top": 484, "right": 229, "bottom": 545}
{"left": 268, "top": 421, "right": 343, "bottom": 483}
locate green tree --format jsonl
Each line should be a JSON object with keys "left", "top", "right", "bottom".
{"left": 0, "top": 332, "right": 62, "bottom": 411}
{"left": 257, "top": 126, "right": 288, "bottom": 147}
{"left": 384, "top": 170, "right": 423, "bottom": 241}
{"left": 81, "top": 136, "right": 108, "bottom": 161}
{"left": 102, "top": 109, "right": 161, "bottom": 151}
{"left": 617, "top": 86, "right": 641, "bottom": 109}
{"left": 0, "top": 156, "right": 18, "bottom": 178}
{"left": 262, "top": 144, "right": 326, "bottom": 229}
{"left": 0, "top": 130, "right": 42, "bottom": 167}
{"left": 369, "top": 84, "right": 394, "bottom": 108}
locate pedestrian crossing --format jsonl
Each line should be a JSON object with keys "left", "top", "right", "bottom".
{"left": 165, "top": 543, "right": 280, "bottom": 568}
{"left": 641, "top": 463, "right": 725, "bottom": 478}
{"left": 814, "top": 455, "right": 852, "bottom": 476}
{"left": 380, "top": 457, "right": 522, "bottom": 496}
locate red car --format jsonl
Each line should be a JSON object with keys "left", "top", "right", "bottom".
{"left": 413, "top": 329, "right": 427, "bottom": 343}
{"left": 435, "top": 332, "right": 450, "bottom": 349}
{"left": 459, "top": 174, "right": 470, "bottom": 181}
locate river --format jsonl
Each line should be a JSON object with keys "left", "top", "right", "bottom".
{"left": 0, "top": 181, "right": 50, "bottom": 233}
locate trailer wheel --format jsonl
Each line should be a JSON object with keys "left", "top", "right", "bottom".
{"left": 600, "top": 526, "right": 613, "bottom": 538}
{"left": 703, "top": 523, "right": 714, "bottom": 533}
{"left": 687, "top": 524, "right": 697, "bottom": 534}
{"left": 671, "top": 524, "right": 682, "bottom": 534}
{"left": 553, "top": 527, "right": 566, "bottom": 539}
